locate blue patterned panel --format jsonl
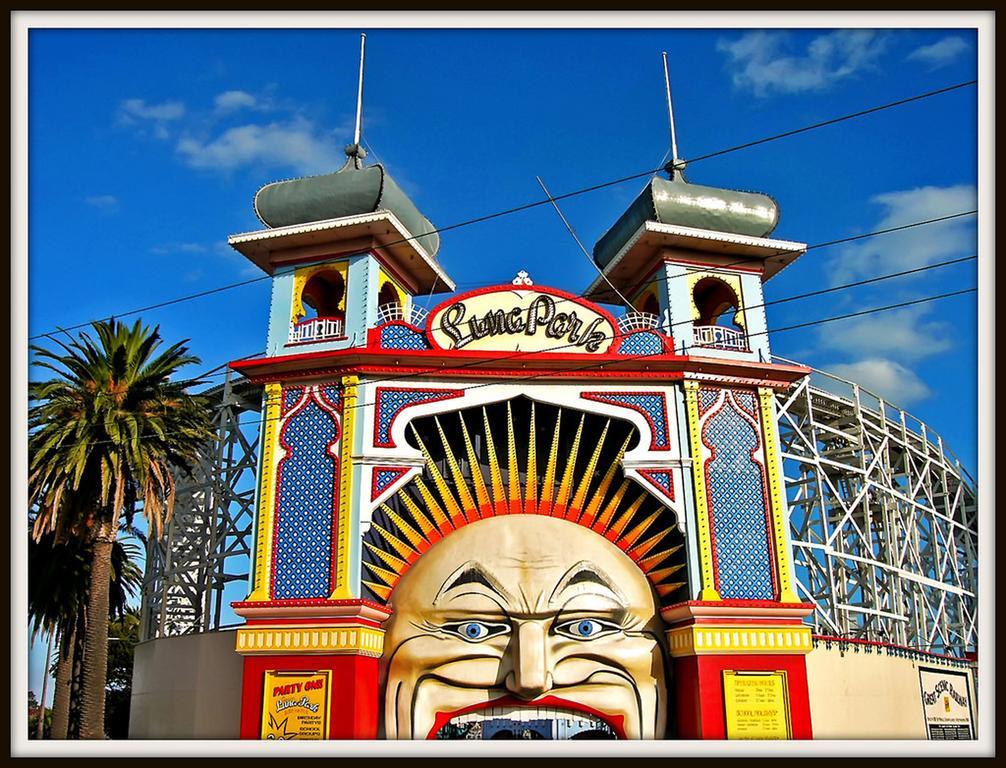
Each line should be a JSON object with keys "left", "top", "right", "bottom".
{"left": 273, "top": 398, "right": 339, "bottom": 599}
{"left": 618, "top": 331, "right": 664, "bottom": 356}
{"left": 284, "top": 386, "right": 305, "bottom": 412}
{"left": 374, "top": 388, "right": 461, "bottom": 447}
{"left": 374, "top": 468, "right": 406, "bottom": 497}
{"left": 379, "top": 324, "right": 430, "bottom": 350}
{"left": 699, "top": 387, "right": 720, "bottom": 416}
{"left": 582, "top": 392, "right": 669, "bottom": 450}
{"left": 703, "top": 399, "right": 775, "bottom": 600}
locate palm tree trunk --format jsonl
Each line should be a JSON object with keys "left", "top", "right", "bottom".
{"left": 79, "top": 536, "right": 114, "bottom": 739}
{"left": 50, "top": 623, "right": 76, "bottom": 739}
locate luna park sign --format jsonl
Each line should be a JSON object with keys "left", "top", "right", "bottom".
{"left": 427, "top": 285, "right": 618, "bottom": 354}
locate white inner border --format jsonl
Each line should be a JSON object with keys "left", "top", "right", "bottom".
{"left": 12, "top": 10, "right": 994, "bottom": 758}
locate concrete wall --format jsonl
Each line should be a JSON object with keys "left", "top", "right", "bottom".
{"left": 129, "top": 629, "right": 243, "bottom": 739}
{"left": 806, "top": 643, "right": 977, "bottom": 739}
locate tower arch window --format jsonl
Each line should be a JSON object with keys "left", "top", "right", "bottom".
{"left": 691, "top": 276, "right": 748, "bottom": 352}
{"left": 301, "top": 270, "right": 346, "bottom": 321}
{"left": 290, "top": 268, "right": 346, "bottom": 343}
{"left": 693, "top": 276, "right": 741, "bottom": 328}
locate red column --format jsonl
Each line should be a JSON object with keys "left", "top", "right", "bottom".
{"left": 233, "top": 599, "right": 391, "bottom": 740}
{"left": 664, "top": 601, "right": 815, "bottom": 740}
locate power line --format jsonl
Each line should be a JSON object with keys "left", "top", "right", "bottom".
{"left": 185, "top": 247, "right": 977, "bottom": 387}
{"left": 27, "top": 79, "right": 978, "bottom": 342}
{"left": 33, "top": 285, "right": 975, "bottom": 454}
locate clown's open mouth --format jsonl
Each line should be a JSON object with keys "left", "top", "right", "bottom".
{"left": 435, "top": 705, "right": 618, "bottom": 740}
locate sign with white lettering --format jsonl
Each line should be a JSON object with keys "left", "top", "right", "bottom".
{"left": 427, "top": 286, "right": 618, "bottom": 354}
{"left": 919, "top": 667, "right": 975, "bottom": 740}
{"left": 260, "top": 670, "right": 331, "bottom": 740}
{"left": 722, "top": 670, "right": 791, "bottom": 740}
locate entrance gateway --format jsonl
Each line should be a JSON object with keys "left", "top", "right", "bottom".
{"left": 224, "top": 115, "right": 823, "bottom": 738}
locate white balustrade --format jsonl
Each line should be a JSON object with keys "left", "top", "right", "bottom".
{"left": 375, "top": 302, "right": 428, "bottom": 327}
{"left": 289, "top": 316, "right": 345, "bottom": 344}
{"left": 617, "top": 312, "right": 660, "bottom": 334}
{"left": 692, "top": 324, "right": 748, "bottom": 351}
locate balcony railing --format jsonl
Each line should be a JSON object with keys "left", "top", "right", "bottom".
{"left": 289, "top": 316, "right": 345, "bottom": 344}
{"left": 617, "top": 312, "right": 660, "bottom": 334}
{"left": 375, "top": 302, "right": 429, "bottom": 327}
{"left": 692, "top": 324, "right": 748, "bottom": 351}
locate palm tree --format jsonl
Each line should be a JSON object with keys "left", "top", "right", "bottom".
{"left": 28, "top": 528, "right": 142, "bottom": 738}
{"left": 29, "top": 319, "right": 213, "bottom": 739}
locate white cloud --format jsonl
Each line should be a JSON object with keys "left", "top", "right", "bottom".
{"left": 823, "top": 358, "right": 932, "bottom": 405}
{"left": 818, "top": 305, "right": 952, "bottom": 363}
{"left": 119, "top": 98, "right": 186, "bottom": 122}
{"left": 214, "top": 90, "right": 257, "bottom": 112}
{"left": 150, "top": 242, "right": 208, "bottom": 255}
{"left": 176, "top": 117, "right": 342, "bottom": 174}
{"left": 718, "top": 30, "right": 887, "bottom": 96}
{"left": 907, "top": 36, "right": 970, "bottom": 69}
{"left": 828, "top": 184, "right": 977, "bottom": 284}
{"left": 84, "top": 194, "right": 119, "bottom": 212}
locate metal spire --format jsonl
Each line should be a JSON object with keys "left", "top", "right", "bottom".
{"left": 662, "top": 51, "right": 686, "bottom": 179}
{"left": 346, "top": 32, "right": 368, "bottom": 168}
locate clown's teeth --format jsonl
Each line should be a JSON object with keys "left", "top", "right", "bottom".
{"left": 439, "top": 704, "right": 616, "bottom": 738}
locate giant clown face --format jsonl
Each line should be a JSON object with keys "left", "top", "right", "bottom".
{"left": 381, "top": 515, "right": 668, "bottom": 740}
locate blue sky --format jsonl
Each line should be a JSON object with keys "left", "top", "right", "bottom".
{"left": 26, "top": 26, "right": 979, "bottom": 701}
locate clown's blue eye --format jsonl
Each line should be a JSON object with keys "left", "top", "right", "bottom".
{"left": 443, "top": 621, "right": 509, "bottom": 642}
{"left": 556, "top": 618, "right": 618, "bottom": 640}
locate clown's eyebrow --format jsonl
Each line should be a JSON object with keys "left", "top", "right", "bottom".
{"left": 434, "top": 561, "right": 513, "bottom": 605}
{"left": 549, "top": 561, "right": 624, "bottom": 603}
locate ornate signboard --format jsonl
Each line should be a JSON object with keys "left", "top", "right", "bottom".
{"left": 722, "top": 670, "right": 792, "bottom": 740}
{"left": 919, "top": 668, "right": 975, "bottom": 740}
{"left": 260, "top": 670, "right": 332, "bottom": 740}
{"left": 427, "top": 285, "right": 618, "bottom": 354}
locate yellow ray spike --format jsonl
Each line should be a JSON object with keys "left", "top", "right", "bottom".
{"left": 580, "top": 432, "right": 632, "bottom": 527}
{"left": 568, "top": 420, "right": 609, "bottom": 521}
{"left": 481, "top": 407, "right": 507, "bottom": 515}
{"left": 363, "top": 581, "right": 393, "bottom": 601}
{"left": 364, "top": 540, "right": 408, "bottom": 574}
{"left": 458, "top": 413, "right": 490, "bottom": 518}
{"left": 539, "top": 409, "right": 562, "bottom": 516}
{"left": 412, "top": 425, "right": 466, "bottom": 526}
{"left": 618, "top": 509, "right": 660, "bottom": 550}
{"left": 639, "top": 547, "right": 683, "bottom": 573}
{"left": 434, "top": 417, "right": 477, "bottom": 522}
{"left": 413, "top": 477, "right": 454, "bottom": 533}
{"left": 381, "top": 503, "right": 427, "bottom": 549}
{"left": 506, "top": 402, "right": 522, "bottom": 514}
{"left": 371, "top": 523, "right": 417, "bottom": 562}
{"left": 398, "top": 491, "right": 438, "bottom": 538}
{"left": 362, "top": 558, "right": 400, "bottom": 586}
{"left": 608, "top": 491, "right": 647, "bottom": 541}
{"left": 553, "top": 413, "right": 585, "bottom": 518}
{"left": 631, "top": 529, "right": 675, "bottom": 560}
{"left": 655, "top": 581, "right": 686, "bottom": 598}
{"left": 524, "top": 402, "right": 538, "bottom": 514}
{"left": 592, "top": 478, "right": 631, "bottom": 535}
{"left": 649, "top": 563, "right": 687, "bottom": 583}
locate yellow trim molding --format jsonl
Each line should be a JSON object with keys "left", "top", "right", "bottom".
{"left": 667, "top": 624, "right": 813, "bottom": 657}
{"left": 377, "top": 267, "right": 410, "bottom": 310}
{"left": 683, "top": 380, "right": 721, "bottom": 601}
{"left": 758, "top": 387, "right": 800, "bottom": 603}
{"left": 330, "top": 375, "right": 358, "bottom": 599}
{"left": 688, "top": 269, "right": 747, "bottom": 330}
{"left": 236, "top": 623, "right": 384, "bottom": 657}
{"left": 248, "top": 382, "right": 282, "bottom": 602}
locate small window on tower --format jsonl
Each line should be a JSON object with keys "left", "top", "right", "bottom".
{"left": 301, "top": 270, "right": 346, "bottom": 321}
{"left": 378, "top": 281, "right": 401, "bottom": 311}
{"left": 639, "top": 292, "right": 660, "bottom": 317}
{"left": 693, "top": 276, "right": 741, "bottom": 328}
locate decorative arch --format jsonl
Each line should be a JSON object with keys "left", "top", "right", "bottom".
{"left": 361, "top": 396, "right": 688, "bottom": 606}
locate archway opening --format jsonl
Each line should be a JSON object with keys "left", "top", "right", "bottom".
{"left": 693, "top": 277, "right": 741, "bottom": 328}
